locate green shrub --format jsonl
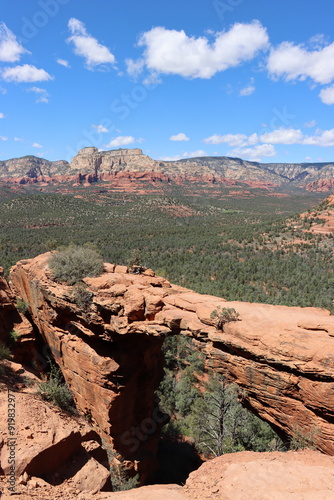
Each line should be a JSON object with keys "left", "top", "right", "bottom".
{"left": 48, "top": 245, "right": 104, "bottom": 285}
{"left": 8, "top": 330, "right": 19, "bottom": 348}
{"left": 38, "top": 363, "right": 75, "bottom": 412}
{"left": 103, "top": 441, "right": 139, "bottom": 491}
{"left": 289, "top": 425, "right": 319, "bottom": 450}
{"left": 16, "top": 298, "right": 29, "bottom": 315}
{"left": 210, "top": 307, "right": 240, "bottom": 330}
{"left": 72, "top": 283, "right": 93, "bottom": 310}
{"left": 0, "top": 342, "right": 11, "bottom": 361}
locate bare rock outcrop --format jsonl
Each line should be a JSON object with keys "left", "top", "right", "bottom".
{"left": 7, "top": 252, "right": 334, "bottom": 479}
{"left": 0, "top": 267, "right": 34, "bottom": 364}
{"left": 9, "top": 254, "right": 171, "bottom": 481}
{"left": 306, "top": 178, "right": 334, "bottom": 192}
{"left": 183, "top": 450, "right": 334, "bottom": 500}
{"left": 70, "top": 147, "right": 158, "bottom": 175}
{"left": 0, "top": 390, "right": 112, "bottom": 495}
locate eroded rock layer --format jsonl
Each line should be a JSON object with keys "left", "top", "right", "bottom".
{"left": 8, "top": 253, "right": 334, "bottom": 470}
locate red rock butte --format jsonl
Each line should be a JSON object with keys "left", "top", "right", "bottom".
{"left": 1, "top": 251, "right": 331, "bottom": 478}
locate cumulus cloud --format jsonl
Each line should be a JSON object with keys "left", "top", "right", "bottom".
{"left": 205, "top": 126, "right": 334, "bottom": 151}
{"left": 2, "top": 64, "right": 53, "bottom": 83}
{"left": 14, "top": 137, "right": 23, "bottom": 142}
{"left": 267, "top": 40, "right": 334, "bottom": 85}
{"left": 183, "top": 150, "right": 207, "bottom": 158}
{"left": 203, "top": 133, "right": 258, "bottom": 147}
{"left": 0, "top": 112, "right": 4, "bottom": 119}
{"left": 32, "top": 142, "right": 42, "bottom": 148}
{"left": 0, "top": 136, "right": 8, "bottom": 141}
{"left": 303, "top": 129, "right": 334, "bottom": 147}
{"left": 57, "top": 58, "right": 70, "bottom": 68}
{"left": 319, "top": 85, "right": 334, "bottom": 105}
{"left": 106, "top": 136, "right": 135, "bottom": 148}
{"left": 169, "top": 133, "right": 189, "bottom": 141}
{"left": 229, "top": 144, "right": 276, "bottom": 161}
{"left": 259, "top": 128, "right": 304, "bottom": 144}
{"left": 133, "top": 21, "right": 268, "bottom": 79}
{"left": 0, "top": 23, "right": 29, "bottom": 62}
{"left": 67, "top": 18, "right": 116, "bottom": 69}
{"left": 28, "top": 86, "right": 49, "bottom": 103}
{"left": 92, "top": 124, "right": 109, "bottom": 133}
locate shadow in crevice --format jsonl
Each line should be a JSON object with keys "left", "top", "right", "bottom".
{"left": 147, "top": 437, "right": 203, "bottom": 486}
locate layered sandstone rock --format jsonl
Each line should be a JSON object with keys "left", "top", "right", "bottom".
{"left": 1, "top": 149, "right": 334, "bottom": 189}
{"left": 306, "top": 179, "right": 334, "bottom": 192}
{"left": 9, "top": 252, "right": 334, "bottom": 462}
{"left": 0, "top": 267, "right": 34, "bottom": 363}
{"left": 70, "top": 147, "right": 158, "bottom": 175}
{"left": 0, "top": 390, "right": 112, "bottom": 494}
{"left": 9, "top": 254, "right": 171, "bottom": 481}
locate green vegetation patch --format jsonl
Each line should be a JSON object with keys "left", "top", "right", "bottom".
{"left": 48, "top": 245, "right": 104, "bottom": 285}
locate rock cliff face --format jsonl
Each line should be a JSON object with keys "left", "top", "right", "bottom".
{"left": 306, "top": 179, "right": 334, "bottom": 191}
{"left": 8, "top": 252, "right": 334, "bottom": 466}
{"left": 0, "top": 267, "right": 34, "bottom": 363}
{"left": 1, "top": 148, "right": 334, "bottom": 189}
{"left": 70, "top": 147, "right": 158, "bottom": 174}
{"left": 0, "top": 156, "right": 69, "bottom": 179}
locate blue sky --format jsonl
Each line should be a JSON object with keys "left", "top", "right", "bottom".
{"left": 1, "top": 0, "right": 334, "bottom": 164}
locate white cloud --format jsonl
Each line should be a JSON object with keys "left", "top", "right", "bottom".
{"left": 169, "top": 133, "right": 189, "bottom": 141}
{"left": 203, "top": 133, "right": 259, "bottom": 147}
{"left": 267, "top": 41, "right": 334, "bottom": 85}
{"left": 125, "top": 58, "right": 145, "bottom": 78}
{"left": 160, "top": 150, "right": 207, "bottom": 160}
{"left": 2, "top": 64, "right": 53, "bottom": 83}
{"left": 32, "top": 142, "right": 42, "bottom": 148}
{"left": 304, "top": 119, "right": 316, "bottom": 128}
{"left": 303, "top": 128, "right": 334, "bottom": 147}
{"left": 142, "top": 71, "right": 162, "bottom": 86}
{"left": 239, "top": 84, "right": 255, "bottom": 96}
{"left": 183, "top": 150, "right": 207, "bottom": 158}
{"left": 319, "top": 85, "right": 334, "bottom": 105}
{"left": 29, "top": 86, "right": 45, "bottom": 93}
{"left": 0, "top": 22, "right": 29, "bottom": 62}
{"left": 136, "top": 21, "right": 269, "bottom": 79}
{"left": 229, "top": 144, "right": 276, "bottom": 161}
{"left": 239, "top": 78, "right": 255, "bottom": 96}
{"left": 308, "top": 34, "right": 328, "bottom": 50}
{"left": 0, "top": 112, "right": 4, "bottom": 119}
{"left": 106, "top": 136, "right": 135, "bottom": 148}
{"left": 28, "top": 86, "right": 49, "bottom": 103}
{"left": 159, "top": 154, "right": 183, "bottom": 161}
{"left": 204, "top": 133, "right": 246, "bottom": 146}
{"left": 92, "top": 124, "right": 108, "bottom": 133}
{"left": 14, "top": 137, "right": 23, "bottom": 142}
{"left": 57, "top": 58, "right": 70, "bottom": 68}
{"left": 0, "top": 136, "right": 8, "bottom": 141}
{"left": 67, "top": 18, "right": 116, "bottom": 69}
{"left": 260, "top": 128, "right": 304, "bottom": 144}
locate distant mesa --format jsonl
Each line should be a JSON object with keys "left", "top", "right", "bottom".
{"left": 0, "top": 147, "right": 333, "bottom": 191}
